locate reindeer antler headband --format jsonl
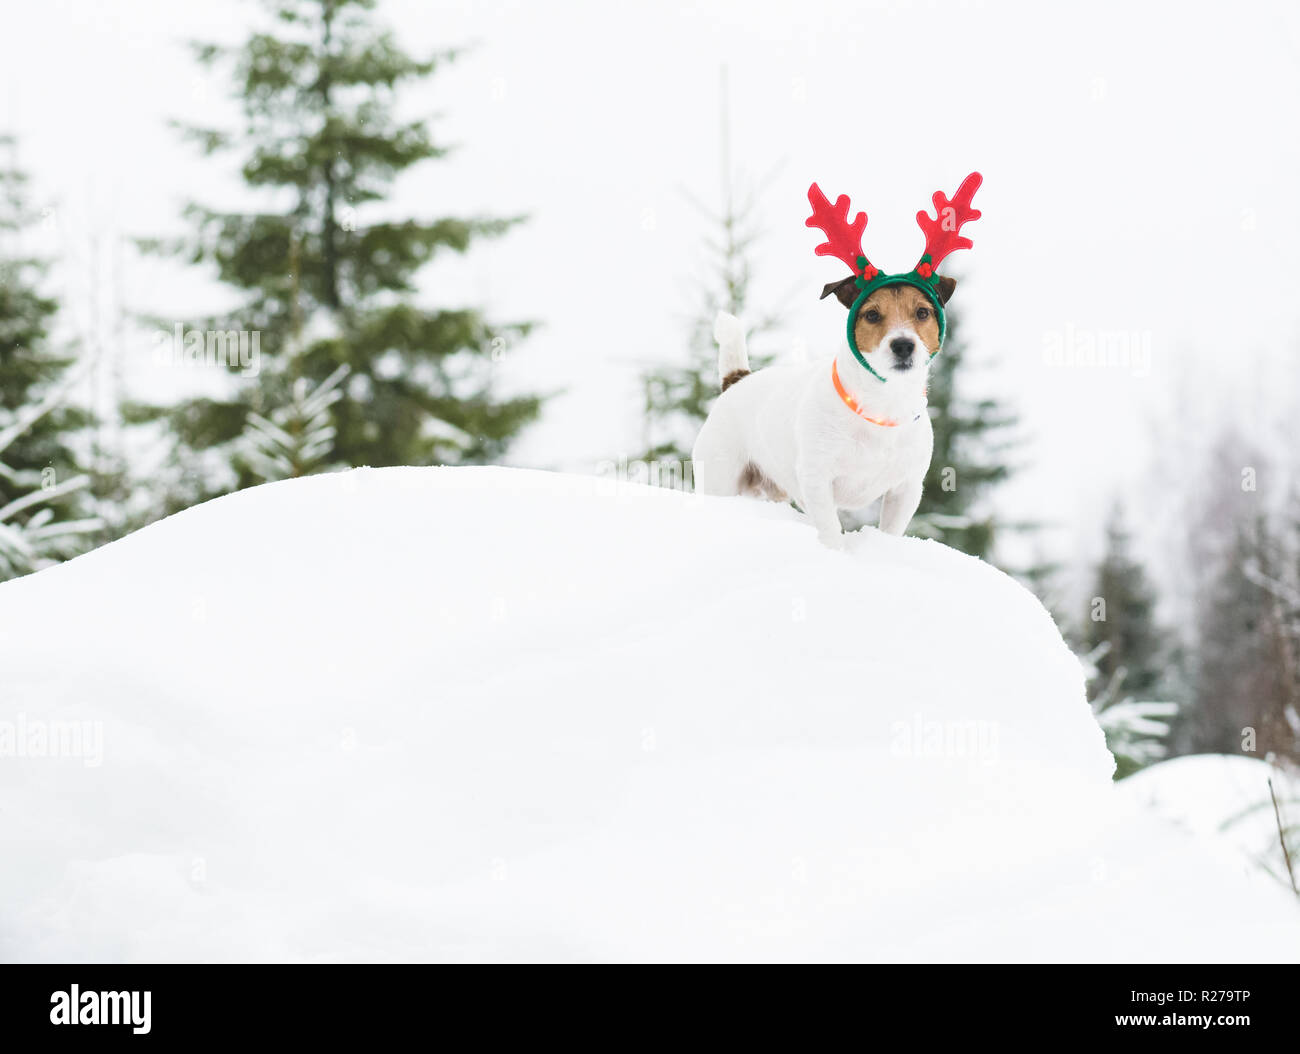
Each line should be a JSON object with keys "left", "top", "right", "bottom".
{"left": 806, "top": 172, "right": 982, "bottom": 381}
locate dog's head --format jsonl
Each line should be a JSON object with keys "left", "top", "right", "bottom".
{"left": 821, "top": 276, "right": 955, "bottom": 377}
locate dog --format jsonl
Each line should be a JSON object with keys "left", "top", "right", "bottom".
{"left": 691, "top": 290, "right": 945, "bottom": 549}
{"left": 690, "top": 175, "right": 980, "bottom": 549}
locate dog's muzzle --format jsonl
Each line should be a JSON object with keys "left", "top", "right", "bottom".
{"left": 890, "top": 336, "right": 916, "bottom": 368}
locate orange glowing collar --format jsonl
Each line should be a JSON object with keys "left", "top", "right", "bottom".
{"left": 831, "top": 361, "right": 927, "bottom": 427}
{"left": 831, "top": 360, "right": 903, "bottom": 427}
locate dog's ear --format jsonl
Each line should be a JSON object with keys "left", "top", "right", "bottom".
{"left": 935, "top": 274, "right": 957, "bottom": 305}
{"left": 820, "top": 276, "right": 860, "bottom": 309}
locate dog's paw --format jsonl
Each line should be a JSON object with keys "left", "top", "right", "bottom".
{"left": 817, "top": 529, "right": 846, "bottom": 551}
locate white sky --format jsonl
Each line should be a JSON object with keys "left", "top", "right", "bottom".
{"left": 6, "top": 0, "right": 1300, "bottom": 591}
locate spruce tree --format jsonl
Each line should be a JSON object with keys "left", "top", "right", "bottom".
{"left": 1083, "top": 647, "right": 1177, "bottom": 780}
{"left": 1241, "top": 492, "right": 1300, "bottom": 764}
{"left": 1169, "top": 436, "right": 1297, "bottom": 764}
{"left": 911, "top": 307, "right": 1021, "bottom": 562}
{"left": 137, "top": 0, "right": 541, "bottom": 504}
{"left": 238, "top": 364, "right": 351, "bottom": 483}
{"left": 639, "top": 73, "right": 780, "bottom": 468}
{"left": 639, "top": 186, "right": 779, "bottom": 466}
{"left": 0, "top": 137, "right": 100, "bottom": 579}
{"left": 1186, "top": 509, "right": 1297, "bottom": 764}
{"left": 1083, "top": 505, "right": 1167, "bottom": 698}
{"left": 1080, "top": 504, "right": 1180, "bottom": 778}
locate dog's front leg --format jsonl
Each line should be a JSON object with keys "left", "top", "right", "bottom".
{"left": 879, "top": 479, "right": 923, "bottom": 536}
{"left": 797, "top": 464, "right": 844, "bottom": 549}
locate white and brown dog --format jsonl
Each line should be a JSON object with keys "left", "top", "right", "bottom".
{"left": 692, "top": 175, "right": 981, "bottom": 549}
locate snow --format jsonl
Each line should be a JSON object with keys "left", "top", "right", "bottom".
{"left": 1117, "top": 754, "right": 1300, "bottom": 887}
{"left": 1, "top": 466, "right": 1297, "bottom": 962}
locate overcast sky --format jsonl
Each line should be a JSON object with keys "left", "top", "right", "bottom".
{"left": 6, "top": 0, "right": 1300, "bottom": 587}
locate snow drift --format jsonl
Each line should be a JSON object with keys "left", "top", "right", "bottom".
{"left": 1118, "top": 754, "right": 1300, "bottom": 887}
{"left": 0, "top": 467, "right": 1296, "bottom": 962}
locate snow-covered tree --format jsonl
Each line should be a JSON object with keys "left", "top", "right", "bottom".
{"left": 909, "top": 308, "right": 1023, "bottom": 563}
{"left": 0, "top": 137, "right": 102, "bottom": 580}
{"left": 1084, "top": 506, "right": 1172, "bottom": 695}
{"left": 1083, "top": 641, "right": 1178, "bottom": 779}
{"left": 1171, "top": 436, "right": 1298, "bottom": 765}
{"left": 0, "top": 373, "right": 103, "bottom": 577}
{"left": 237, "top": 364, "right": 351, "bottom": 483}
{"left": 638, "top": 72, "right": 781, "bottom": 466}
{"left": 1240, "top": 493, "right": 1300, "bottom": 761}
{"left": 1078, "top": 506, "right": 1181, "bottom": 778}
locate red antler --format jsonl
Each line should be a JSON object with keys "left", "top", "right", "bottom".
{"left": 914, "top": 171, "right": 982, "bottom": 276}
{"left": 806, "top": 183, "right": 870, "bottom": 276}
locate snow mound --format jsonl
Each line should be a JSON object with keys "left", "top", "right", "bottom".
{"left": 1, "top": 467, "right": 1297, "bottom": 962}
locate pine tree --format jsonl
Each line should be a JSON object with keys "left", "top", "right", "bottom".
{"left": 1186, "top": 518, "right": 1279, "bottom": 754}
{"left": 1189, "top": 512, "right": 1298, "bottom": 764}
{"left": 1084, "top": 505, "right": 1168, "bottom": 698}
{"left": 0, "top": 137, "right": 101, "bottom": 579}
{"left": 238, "top": 364, "right": 351, "bottom": 483}
{"left": 1080, "top": 504, "right": 1181, "bottom": 778}
{"left": 1084, "top": 646, "right": 1178, "bottom": 780}
{"left": 639, "top": 188, "right": 780, "bottom": 465}
{"left": 1159, "top": 435, "right": 1293, "bottom": 762}
{"left": 910, "top": 307, "right": 1022, "bottom": 562}
{"left": 639, "top": 71, "right": 780, "bottom": 468}
{"left": 1242, "top": 511, "right": 1300, "bottom": 763}
{"left": 136, "top": 0, "right": 541, "bottom": 505}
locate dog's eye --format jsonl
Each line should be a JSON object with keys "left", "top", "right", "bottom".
{"left": 916, "top": 307, "right": 930, "bottom": 321}
{"left": 862, "top": 309, "right": 882, "bottom": 325}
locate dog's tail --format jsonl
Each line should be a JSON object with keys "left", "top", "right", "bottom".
{"left": 714, "top": 311, "right": 750, "bottom": 391}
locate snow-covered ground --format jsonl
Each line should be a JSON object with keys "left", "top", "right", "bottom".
{"left": 1, "top": 467, "right": 1297, "bottom": 962}
{"left": 1118, "top": 754, "right": 1299, "bottom": 889}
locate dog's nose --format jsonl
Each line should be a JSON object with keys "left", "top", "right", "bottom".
{"left": 890, "top": 337, "right": 915, "bottom": 360}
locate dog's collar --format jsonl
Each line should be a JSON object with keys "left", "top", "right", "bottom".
{"left": 831, "top": 361, "right": 923, "bottom": 427}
